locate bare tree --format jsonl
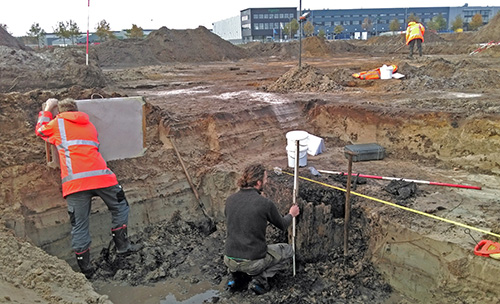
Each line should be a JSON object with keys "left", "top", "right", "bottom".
{"left": 469, "top": 13, "right": 483, "bottom": 31}
{"left": 362, "top": 17, "right": 372, "bottom": 31}
{"left": 54, "top": 21, "right": 70, "bottom": 45}
{"left": 95, "top": 19, "right": 115, "bottom": 42}
{"left": 27, "top": 23, "right": 46, "bottom": 48}
{"left": 68, "top": 20, "right": 80, "bottom": 45}
{"left": 389, "top": 19, "right": 400, "bottom": 32}
{"left": 451, "top": 15, "right": 464, "bottom": 32}
{"left": 303, "top": 21, "right": 314, "bottom": 37}
{"left": 126, "top": 24, "right": 144, "bottom": 39}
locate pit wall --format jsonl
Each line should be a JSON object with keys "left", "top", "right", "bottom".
{"left": 308, "top": 104, "right": 500, "bottom": 175}
{"left": 5, "top": 101, "right": 302, "bottom": 263}
{"left": 6, "top": 98, "right": 500, "bottom": 300}
{"left": 367, "top": 212, "right": 500, "bottom": 303}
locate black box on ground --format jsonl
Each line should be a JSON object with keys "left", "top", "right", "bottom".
{"left": 344, "top": 143, "right": 385, "bottom": 162}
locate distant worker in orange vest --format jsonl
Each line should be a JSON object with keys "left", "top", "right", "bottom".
{"left": 35, "top": 98, "right": 141, "bottom": 278}
{"left": 406, "top": 21, "right": 425, "bottom": 59}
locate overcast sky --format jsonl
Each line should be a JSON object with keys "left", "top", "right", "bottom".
{"left": 1, "top": 0, "right": 495, "bottom": 36}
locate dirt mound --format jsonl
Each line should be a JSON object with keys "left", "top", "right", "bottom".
{"left": 328, "top": 39, "right": 366, "bottom": 53}
{"left": 94, "top": 26, "right": 248, "bottom": 68}
{"left": 0, "top": 228, "right": 111, "bottom": 304}
{"left": 0, "top": 26, "right": 30, "bottom": 51}
{"left": 0, "top": 46, "right": 106, "bottom": 93}
{"left": 265, "top": 64, "right": 346, "bottom": 93}
{"left": 393, "top": 57, "right": 500, "bottom": 91}
{"left": 473, "top": 13, "right": 500, "bottom": 43}
{"left": 302, "top": 36, "right": 330, "bottom": 57}
{"left": 243, "top": 38, "right": 365, "bottom": 59}
{"left": 266, "top": 56, "right": 500, "bottom": 93}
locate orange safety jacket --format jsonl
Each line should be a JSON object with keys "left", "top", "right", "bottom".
{"left": 405, "top": 22, "right": 425, "bottom": 45}
{"left": 352, "top": 64, "right": 398, "bottom": 80}
{"left": 35, "top": 111, "right": 118, "bottom": 197}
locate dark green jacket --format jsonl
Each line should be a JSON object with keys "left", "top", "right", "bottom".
{"left": 224, "top": 188, "right": 292, "bottom": 260}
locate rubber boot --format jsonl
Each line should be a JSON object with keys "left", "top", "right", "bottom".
{"left": 226, "top": 271, "right": 250, "bottom": 292}
{"left": 75, "top": 249, "right": 94, "bottom": 279}
{"left": 111, "top": 224, "right": 142, "bottom": 254}
{"left": 249, "top": 276, "right": 270, "bottom": 295}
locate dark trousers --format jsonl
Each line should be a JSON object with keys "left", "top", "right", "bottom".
{"left": 224, "top": 243, "right": 293, "bottom": 279}
{"left": 66, "top": 184, "right": 129, "bottom": 252}
{"left": 409, "top": 38, "right": 422, "bottom": 57}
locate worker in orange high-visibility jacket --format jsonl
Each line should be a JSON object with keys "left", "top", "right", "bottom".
{"left": 35, "top": 98, "right": 141, "bottom": 278}
{"left": 405, "top": 21, "right": 425, "bottom": 59}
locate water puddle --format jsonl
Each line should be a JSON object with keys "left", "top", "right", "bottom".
{"left": 212, "top": 90, "right": 289, "bottom": 104}
{"left": 161, "top": 289, "right": 219, "bottom": 304}
{"left": 94, "top": 279, "right": 222, "bottom": 304}
{"left": 446, "top": 92, "right": 482, "bottom": 98}
{"left": 147, "top": 86, "right": 211, "bottom": 96}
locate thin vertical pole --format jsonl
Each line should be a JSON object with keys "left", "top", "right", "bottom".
{"left": 298, "top": 0, "right": 302, "bottom": 68}
{"left": 344, "top": 151, "right": 356, "bottom": 257}
{"left": 86, "top": 0, "right": 90, "bottom": 66}
{"left": 292, "top": 139, "right": 299, "bottom": 276}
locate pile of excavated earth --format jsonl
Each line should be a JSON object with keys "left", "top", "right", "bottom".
{"left": 1, "top": 13, "right": 500, "bottom": 304}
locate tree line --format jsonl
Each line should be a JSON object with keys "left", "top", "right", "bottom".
{"left": 1, "top": 20, "right": 145, "bottom": 48}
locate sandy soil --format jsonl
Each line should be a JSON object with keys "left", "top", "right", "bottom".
{"left": 1, "top": 15, "right": 500, "bottom": 304}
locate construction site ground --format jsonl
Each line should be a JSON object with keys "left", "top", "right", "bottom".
{"left": 1, "top": 18, "right": 500, "bottom": 304}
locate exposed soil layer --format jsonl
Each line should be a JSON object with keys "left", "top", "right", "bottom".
{"left": 1, "top": 16, "right": 500, "bottom": 304}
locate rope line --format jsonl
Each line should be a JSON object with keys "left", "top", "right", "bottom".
{"left": 282, "top": 171, "right": 500, "bottom": 239}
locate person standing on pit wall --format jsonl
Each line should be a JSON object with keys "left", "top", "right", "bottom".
{"left": 406, "top": 21, "right": 425, "bottom": 59}
{"left": 35, "top": 98, "right": 141, "bottom": 278}
{"left": 223, "top": 164, "right": 300, "bottom": 295}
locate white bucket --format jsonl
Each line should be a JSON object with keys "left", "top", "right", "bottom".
{"left": 380, "top": 65, "right": 393, "bottom": 80}
{"left": 286, "top": 130, "right": 309, "bottom": 148}
{"left": 286, "top": 144, "right": 308, "bottom": 168}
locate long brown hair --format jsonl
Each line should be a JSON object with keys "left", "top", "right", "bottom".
{"left": 238, "top": 164, "right": 266, "bottom": 188}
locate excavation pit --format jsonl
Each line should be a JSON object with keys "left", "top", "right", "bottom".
{"left": 2, "top": 23, "right": 500, "bottom": 303}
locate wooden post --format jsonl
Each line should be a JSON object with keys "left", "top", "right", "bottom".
{"left": 344, "top": 151, "right": 357, "bottom": 257}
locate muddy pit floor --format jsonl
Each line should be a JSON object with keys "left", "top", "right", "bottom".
{"left": 2, "top": 52, "right": 500, "bottom": 304}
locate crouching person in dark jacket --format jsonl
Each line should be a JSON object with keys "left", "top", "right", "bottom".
{"left": 223, "top": 164, "right": 300, "bottom": 295}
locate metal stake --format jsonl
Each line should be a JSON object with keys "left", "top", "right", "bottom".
{"left": 292, "top": 139, "right": 299, "bottom": 276}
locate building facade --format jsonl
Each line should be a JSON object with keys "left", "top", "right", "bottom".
{"left": 212, "top": 16, "right": 242, "bottom": 44}
{"left": 240, "top": 7, "right": 297, "bottom": 43}
{"left": 212, "top": 5, "right": 500, "bottom": 42}
{"left": 305, "top": 5, "right": 500, "bottom": 39}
